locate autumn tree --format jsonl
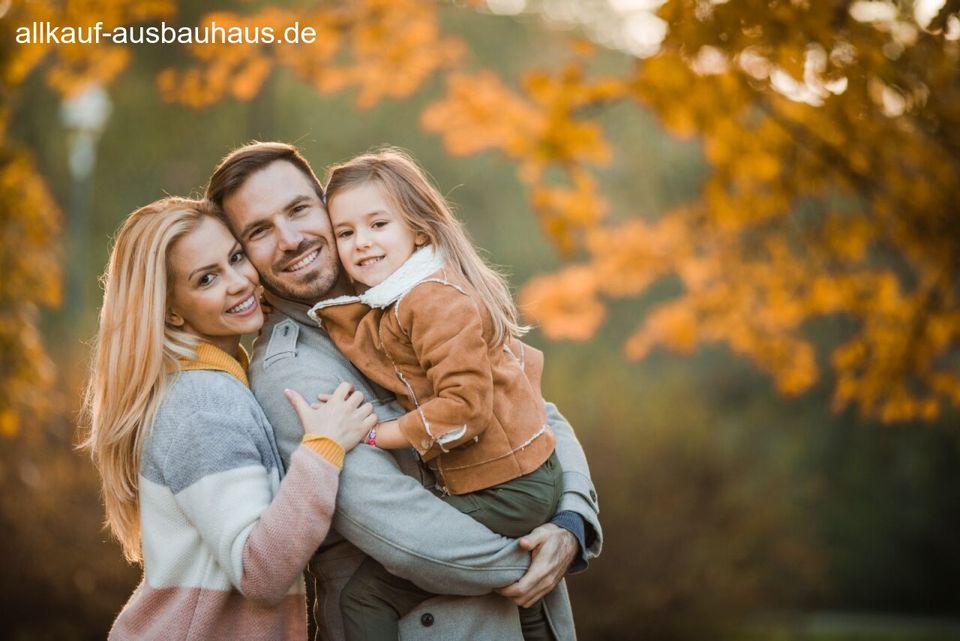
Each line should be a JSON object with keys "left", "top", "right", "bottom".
{"left": 424, "top": 0, "right": 960, "bottom": 423}
{"left": 1, "top": 0, "right": 177, "bottom": 435}
{"left": 4, "top": 0, "right": 960, "bottom": 431}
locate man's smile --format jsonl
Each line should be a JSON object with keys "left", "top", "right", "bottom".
{"left": 283, "top": 247, "right": 321, "bottom": 273}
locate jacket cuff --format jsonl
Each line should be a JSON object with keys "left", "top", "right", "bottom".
{"left": 558, "top": 471, "right": 599, "bottom": 514}
{"left": 557, "top": 471, "right": 602, "bottom": 561}
{"left": 398, "top": 410, "right": 441, "bottom": 460}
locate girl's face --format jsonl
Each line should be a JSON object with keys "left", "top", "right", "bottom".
{"left": 167, "top": 216, "right": 263, "bottom": 354}
{"left": 328, "top": 181, "right": 426, "bottom": 288}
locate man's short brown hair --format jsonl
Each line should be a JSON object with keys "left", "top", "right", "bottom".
{"left": 205, "top": 142, "right": 325, "bottom": 211}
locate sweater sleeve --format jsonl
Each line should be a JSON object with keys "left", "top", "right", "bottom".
{"left": 238, "top": 446, "right": 340, "bottom": 604}
{"left": 160, "top": 409, "right": 341, "bottom": 606}
{"left": 394, "top": 281, "right": 495, "bottom": 460}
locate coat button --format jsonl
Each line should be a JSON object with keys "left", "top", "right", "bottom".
{"left": 420, "top": 613, "right": 434, "bottom": 627}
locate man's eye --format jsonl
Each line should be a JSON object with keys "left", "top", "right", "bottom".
{"left": 292, "top": 205, "right": 308, "bottom": 215}
{"left": 248, "top": 227, "right": 266, "bottom": 241}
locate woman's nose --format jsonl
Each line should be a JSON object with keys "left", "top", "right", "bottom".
{"left": 225, "top": 266, "right": 252, "bottom": 293}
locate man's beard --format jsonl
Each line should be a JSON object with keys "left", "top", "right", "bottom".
{"left": 261, "top": 241, "right": 340, "bottom": 304}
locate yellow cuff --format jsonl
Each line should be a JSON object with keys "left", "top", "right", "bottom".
{"left": 302, "top": 435, "right": 345, "bottom": 469}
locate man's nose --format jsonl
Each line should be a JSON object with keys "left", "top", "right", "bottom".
{"left": 276, "top": 221, "right": 303, "bottom": 251}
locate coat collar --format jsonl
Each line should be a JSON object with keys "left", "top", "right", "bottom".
{"left": 307, "top": 246, "right": 445, "bottom": 323}
{"left": 263, "top": 289, "right": 315, "bottom": 326}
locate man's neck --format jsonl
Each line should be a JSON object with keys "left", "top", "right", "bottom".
{"left": 325, "top": 273, "right": 354, "bottom": 298}
{"left": 264, "top": 272, "right": 354, "bottom": 325}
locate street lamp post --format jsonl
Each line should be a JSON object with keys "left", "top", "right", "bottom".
{"left": 59, "top": 84, "right": 112, "bottom": 320}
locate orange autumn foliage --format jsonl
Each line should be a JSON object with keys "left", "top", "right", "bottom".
{"left": 157, "top": 0, "right": 464, "bottom": 109}
{"left": 1, "top": 0, "right": 174, "bottom": 435}
{"left": 5, "top": 0, "right": 960, "bottom": 429}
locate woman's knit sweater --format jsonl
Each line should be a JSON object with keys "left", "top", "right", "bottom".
{"left": 109, "top": 344, "right": 342, "bottom": 641}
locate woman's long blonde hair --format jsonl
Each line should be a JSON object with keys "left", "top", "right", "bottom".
{"left": 81, "top": 197, "right": 213, "bottom": 563}
{"left": 325, "top": 147, "right": 528, "bottom": 345}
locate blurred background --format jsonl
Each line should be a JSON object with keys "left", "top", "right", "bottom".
{"left": 2, "top": 0, "right": 960, "bottom": 639}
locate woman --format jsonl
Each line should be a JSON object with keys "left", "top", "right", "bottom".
{"left": 81, "top": 197, "right": 375, "bottom": 640}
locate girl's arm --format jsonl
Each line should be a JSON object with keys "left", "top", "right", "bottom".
{"left": 369, "top": 419, "right": 407, "bottom": 449}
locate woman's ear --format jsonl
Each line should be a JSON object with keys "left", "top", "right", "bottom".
{"left": 415, "top": 232, "right": 429, "bottom": 247}
{"left": 166, "top": 309, "right": 185, "bottom": 328}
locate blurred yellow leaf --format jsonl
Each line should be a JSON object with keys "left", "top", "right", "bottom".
{"left": 0, "top": 410, "right": 18, "bottom": 437}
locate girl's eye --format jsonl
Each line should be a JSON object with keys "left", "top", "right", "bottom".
{"left": 372, "top": 220, "right": 388, "bottom": 229}
{"left": 198, "top": 273, "right": 215, "bottom": 287}
{"left": 337, "top": 230, "right": 353, "bottom": 239}
{"left": 230, "top": 250, "right": 246, "bottom": 264}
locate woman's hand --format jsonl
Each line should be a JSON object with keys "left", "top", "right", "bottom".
{"left": 284, "top": 382, "right": 377, "bottom": 451}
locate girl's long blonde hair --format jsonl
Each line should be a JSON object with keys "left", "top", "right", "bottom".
{"left": 325, "top": 147, "right": 528, "bottom": 345}
{"left": 81, "top": 197, "right": 213, "bottom": 563}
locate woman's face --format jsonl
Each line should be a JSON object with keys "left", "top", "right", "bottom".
{"left": 167, "top": 216, "right": 263, "bottom": 353}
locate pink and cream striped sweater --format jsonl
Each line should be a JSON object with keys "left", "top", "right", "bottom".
{"left": 109, "top": 344, "right": 342, "bottom": 641}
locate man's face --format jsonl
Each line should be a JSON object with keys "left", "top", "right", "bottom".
{"left": 222, "top": 160, "right": 340, "bottom": 303}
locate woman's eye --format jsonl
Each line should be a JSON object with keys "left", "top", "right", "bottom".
{"left": 198, "top": 273, "right": 215, "bottom": 287}
{"left": 230, "top": 251, "right": 246, "bottom": 264}
{"left": 372, "top": 220, "right": 388, "bottom": 229}
{"left": 337, "top": 230, "right": 353, "bottom": 239}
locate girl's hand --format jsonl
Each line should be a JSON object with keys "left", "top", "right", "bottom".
{"left": 284, "top": 382, "right": 377, "bottom": 451}
{"left": 369, "top": 420, "right": 409, "bottom": 449}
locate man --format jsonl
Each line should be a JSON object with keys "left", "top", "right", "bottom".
{"left": 206, "top": 142, "right": 601, "bottom": 640}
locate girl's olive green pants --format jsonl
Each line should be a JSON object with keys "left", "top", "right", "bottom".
{"left": 341, "top": 452, "right": 563, "bottom": 641}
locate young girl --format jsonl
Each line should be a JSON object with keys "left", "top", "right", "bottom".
{"left": 308, "top": 148, "right": 561, "bottom": 641}
{"left": 81, "top": 197, "right": 376, "bottom": 640}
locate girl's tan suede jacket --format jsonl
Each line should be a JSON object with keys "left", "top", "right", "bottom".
{"left": 309, "top": 247, "right": 555, "bottom": 495}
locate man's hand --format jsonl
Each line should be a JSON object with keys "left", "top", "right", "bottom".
{"left": 495, "top": 523, "right": 577, "bottom": 608}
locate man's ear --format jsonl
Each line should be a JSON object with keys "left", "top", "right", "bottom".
{"left": 166, "top": 309, "right": 185, "bottom": 328}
